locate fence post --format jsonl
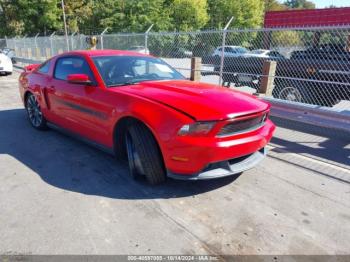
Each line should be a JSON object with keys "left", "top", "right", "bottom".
{"left": 100, "top": 27, "right": 109, "bottom": 50}
{"left": 79, "top": 34, "right": 83, "bottom": 49}
{"left": 61, "top": 0, "right": 70, "bottom": 51}
{"left": 22, "top": 35, "right": 27, "bottom": 55}
{"left": 50, "top": 31, "right": 56, "bottom": 57}
{"left": 259, "top": 60, "right": 277, "bottom": 96}
{"left": 190, "top": 57, "right": 202, "bottom": 81}
{"left": 36, "top": 48, "right": 41, "bottom": 60}
{"left": 219, "top": 17, "right": 234, "bottom": 86}
{"left": 45, "top": 48, "right": 51, "bottom": 59}
{"left": 71, "top": 31, "right": 78, "bottom": 50}
{"left": 144, "top": 24, "right": 154, "bottom": 54}
{"left": 27, "top": 48, "right": 32, "bottom": 58}
{"left": 34, "top": 33, "right": 39, "bottom": 50}
{"left": 13, "top": 38, "right": 17, "bottom": 54}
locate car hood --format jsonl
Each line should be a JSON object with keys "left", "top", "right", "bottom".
{"left": 118, "top": 80, "right": 269, "bottom": 121}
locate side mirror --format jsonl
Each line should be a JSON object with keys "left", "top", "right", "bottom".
{"left": 67, "top": 74, "right": 92, "bottom": 85}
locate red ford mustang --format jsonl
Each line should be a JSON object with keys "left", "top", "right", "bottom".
{"left": 19, "top": 50, "right": 275, "bottom": 184}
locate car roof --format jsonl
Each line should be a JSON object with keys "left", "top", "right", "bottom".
{"left": 57, "top": 49, "right": 150, "bottom": 57}
{"left": 218, "top": 45, "right": 242, "bottom": 49}
{"left": 253, "top": 49, "right": 269, "bottom": 52}
{"left": 250, "top": 49, "right": 270, "bottom": 53}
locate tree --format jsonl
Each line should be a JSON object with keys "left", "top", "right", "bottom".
{"left": 0, "top": 0, "right": 61, "bottom": 37}
{"left": 284, "top": 0, "right": 315, "bottom": 9}
{"left": 264, "top": 0, "right": 288, "bottom": 11}
{"left": 272, "top": 30, "right": 302, "bottom": 46}
{"left": 207, "top": 0, "right": 264, "bottom": 29}
{"left": 84, "top": 0, "right": 172, "bottom": 33}
{"left": 170, "top": 0, "right": 209, "bottom": 31}
{"left": 64, "top": 0, "right": 94, "bottom": 33}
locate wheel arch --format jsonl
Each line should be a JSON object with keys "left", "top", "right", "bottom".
{"left": 23, "top": 90, "right": 33, "bottom": 107}
{"left": 112, "top": 116, "right": 165, "bottom": 165}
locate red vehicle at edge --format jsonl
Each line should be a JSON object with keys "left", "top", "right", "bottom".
{"left": 19, "top": 50, "right": 275, "bottom": 184}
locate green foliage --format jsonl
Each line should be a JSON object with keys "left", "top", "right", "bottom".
{"left": 170, "top": 0, "right": 209, "bottom": 31}
{"left": 264, "top": 0, "right": 288, "bottom": 11}
{"left": 271, "top": 31, "right": 302, "bottom": 46}
{"left": 284, "top": 0, "right": 315, "bottom": 9}
{"left": 0, "top": 0, "right": 317, "bottom": 37}
{"left": 64, "top": 0, "right": 93, "bottom": 33}
{"left": 92, "top": 0, "right": 172, "bottom": 33}
{"left": 207, "top": 0, "right": 265, "bottom": 29}
{"left": 0, "top": 0, "right": 61, "bottom": 36}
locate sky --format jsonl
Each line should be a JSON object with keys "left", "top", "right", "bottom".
{"left": 278, "top": 0, "right": 350, "bottom": 8}
{"left": 312, "top": 0, "right": 350, "bottom": 8}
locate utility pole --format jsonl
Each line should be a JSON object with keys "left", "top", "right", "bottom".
{"left": 61, "top": 0, "right": 70, "bottom": 51}
{"left": 219, "top": 16, "right": 234, "bottom": 86}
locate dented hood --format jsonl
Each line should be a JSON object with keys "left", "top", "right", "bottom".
{"left": 118, "top": 80, "right": 269, "bottom": 121}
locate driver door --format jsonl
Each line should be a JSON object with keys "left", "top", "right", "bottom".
{"left": 46, "top": 56, "right": 110, "bottom": 144}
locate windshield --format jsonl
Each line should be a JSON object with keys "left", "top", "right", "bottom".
{"left": 92, "top": 56, "right": 185, "bottom": 87}
{"left": 237, "top": 47, "right": 248, "bottom": 53}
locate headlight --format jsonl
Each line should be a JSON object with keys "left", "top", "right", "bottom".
{"left": 178, "top": 122, "right": 216, "bottom": 136}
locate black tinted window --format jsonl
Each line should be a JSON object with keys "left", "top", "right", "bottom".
{"left": 54, "top": 57, "right": 94, "bottom": 81}
{"left": 38, "top": 60, "right": 51, "bottom": 74}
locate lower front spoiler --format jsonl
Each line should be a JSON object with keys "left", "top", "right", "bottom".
{"left": 167, "top": 147, "right": 267, "bottom": 180}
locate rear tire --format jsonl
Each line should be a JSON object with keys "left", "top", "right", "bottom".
{"left": 125, "top": 122, "right": 166, "bottom": 185}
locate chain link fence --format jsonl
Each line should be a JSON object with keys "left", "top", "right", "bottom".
{"left": 3, "top": 26, "right": 350, "bottom": 112}
{"left": 0, "top": 39, "right": 6, "bottom": 49}
{"left": 5, "top": 33, "right": 88, "bottom": 59}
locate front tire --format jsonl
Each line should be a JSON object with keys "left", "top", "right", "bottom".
{"left": 25, "top": 93, "right": 47, "bottom": 130}
{"left": 125, "top": 122, "right": 166, "bottom": 185}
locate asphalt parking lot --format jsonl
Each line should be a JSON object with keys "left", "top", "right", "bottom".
{"left": 0, "top": 71, "right": 350, "bottom": 255}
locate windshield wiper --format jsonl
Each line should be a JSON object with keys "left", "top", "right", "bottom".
{"left": 108, "top": 80, "right": 140, "bottom": 87}
{"left": 107, "top": 77, "right": 173, "bottom": 87}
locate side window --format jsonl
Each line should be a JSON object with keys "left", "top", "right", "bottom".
{"left": 270, "top": 51, "right": 282, "bottom": 58}
{"left": 37, "top": 60, "right": 51, "bottom": 74}
{"left": 54, "top": 56, "right": 94, "bottom": 82}
{"left": 237, "top": 48, "right": 246, "bottom": 53}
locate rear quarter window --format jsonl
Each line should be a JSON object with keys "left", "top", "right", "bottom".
{"left": 37, "top": 60, "right": 51, "bottom": 74}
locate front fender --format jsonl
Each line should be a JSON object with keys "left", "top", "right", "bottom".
{"left": 111, "top": 92, "right": 194, "bottom": 164}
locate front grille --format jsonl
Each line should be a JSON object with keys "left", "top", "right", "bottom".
{"left": 217, "top": 113, "right": 267, "bottom": 136}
